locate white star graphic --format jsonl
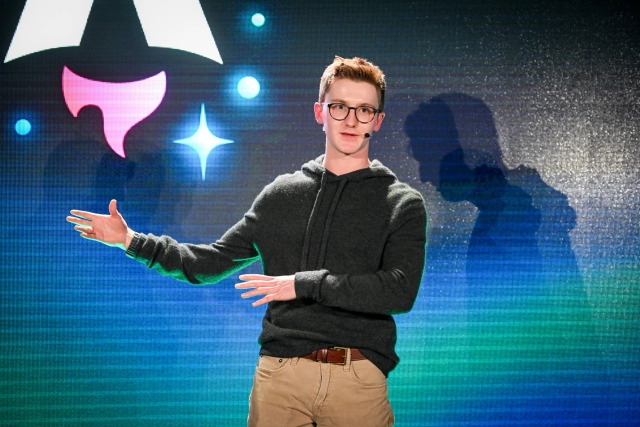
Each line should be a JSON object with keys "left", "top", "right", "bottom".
{"left": 174, "top": 104, "right": 233, "bottom": 180}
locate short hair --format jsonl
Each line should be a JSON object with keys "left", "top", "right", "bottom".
{"left": 319, "top": 56, "right": 386, "bottom": 112}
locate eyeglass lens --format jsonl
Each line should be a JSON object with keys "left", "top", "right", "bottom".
{"left": 328, "top": 104, "right": 376, "bottom": 123}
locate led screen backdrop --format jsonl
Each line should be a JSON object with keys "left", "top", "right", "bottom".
{"left": 1, "top": 0, "right": 639, "bottom": 425}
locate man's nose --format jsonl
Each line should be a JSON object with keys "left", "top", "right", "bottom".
{"left": 344, "top": 108, "right": 357, "bottom": 125}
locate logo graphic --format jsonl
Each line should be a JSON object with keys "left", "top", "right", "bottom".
{"left": 6, "top": 0, "right": 242, "bottom": 178}
{"left": 5, "top": 0, "right": 222, "bottom": 64}
{"left": 174, "top": 104, "right": 233, "bottom": 180}
{"left": 62, "top": 66, "right": 166, "bottom": 158}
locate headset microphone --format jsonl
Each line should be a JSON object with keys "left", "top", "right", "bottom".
{"left": 364, "top": 133, "right": 371, "bottom": 138}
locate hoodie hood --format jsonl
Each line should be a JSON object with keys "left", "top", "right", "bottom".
{"left": 301, "top": 155, "right": 398, "bottom": 182}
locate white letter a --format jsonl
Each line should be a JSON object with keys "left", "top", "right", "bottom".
{"left": 4, "top": 0, "right": 222, "bottom": 64}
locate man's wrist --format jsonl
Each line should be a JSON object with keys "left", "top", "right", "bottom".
{"left": 125, "top": 228, "right": 135, "bottom": 250}
{"left": 124, "top": 230, "right": 141, "bottom": 258}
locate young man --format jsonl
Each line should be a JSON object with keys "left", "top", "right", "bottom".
{"left": 68, "top": 56, "right": 427, "bottom": 427}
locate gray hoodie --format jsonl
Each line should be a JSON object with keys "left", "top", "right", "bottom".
{"left": 127, "top": 156, "right": 427, "bottom": 375}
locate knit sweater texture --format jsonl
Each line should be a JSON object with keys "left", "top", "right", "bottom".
{"left": 127, "top": 156, "right": 428, "bottom": 376}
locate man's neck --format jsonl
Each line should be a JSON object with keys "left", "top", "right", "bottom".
{"left": 322, "top": 152, "right": 371, "bottom": 176}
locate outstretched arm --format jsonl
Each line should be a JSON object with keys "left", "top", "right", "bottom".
{"left": 66, "top": 199, "right": 134, "bottom": 250}
{"left": 68, "top": 199, "right": 260, "bottom": 285}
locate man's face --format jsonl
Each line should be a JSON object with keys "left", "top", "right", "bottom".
{"left": 314, "top": 78, "right": 385, "bottom": 159}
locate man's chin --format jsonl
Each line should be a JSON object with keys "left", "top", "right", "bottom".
{"left": 334, "top": 146, "right": 363, "bottom": 156}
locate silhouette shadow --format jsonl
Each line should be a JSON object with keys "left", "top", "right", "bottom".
{"left": 406, "top": 95, "right": 553, "bottom": 297}
{"left": 405, "top": 94, "right": 600, "bottom": 424}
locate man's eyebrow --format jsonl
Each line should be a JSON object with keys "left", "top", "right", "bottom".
{"left": 328, "top": 98, "right": 376, "bottom": 107}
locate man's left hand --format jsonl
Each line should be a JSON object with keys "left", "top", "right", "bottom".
{"left": 235, "top": 274, "right": 296, "bottom": 307}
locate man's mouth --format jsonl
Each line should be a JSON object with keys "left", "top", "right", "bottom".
{"left": 341, "top": 132, "right": 359, "bottom": 138}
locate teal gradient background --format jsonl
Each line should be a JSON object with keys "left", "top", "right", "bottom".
{"left": 1, "top": 0, "right": 638, "bottom": 425}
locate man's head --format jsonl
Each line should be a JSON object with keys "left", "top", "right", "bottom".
{"left": 314, "top": 56, "right": 387, "bottom": 166}
{"left": 318, "top": 56, "right": 386, "bottom": 112}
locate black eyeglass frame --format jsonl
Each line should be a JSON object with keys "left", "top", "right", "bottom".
{"left": 321, "top": 103, "right": 380, "bottom": 124}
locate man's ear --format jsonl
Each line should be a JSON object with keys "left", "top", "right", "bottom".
{"left": 314, "top": 102, "right": 324, "bottom": 124}
{"left": 373, "top": 111, "right": 385, "bottom": 132}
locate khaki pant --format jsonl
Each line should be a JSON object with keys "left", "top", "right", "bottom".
{"left": 248, "top": 353, "right": 394, "bottom": 427}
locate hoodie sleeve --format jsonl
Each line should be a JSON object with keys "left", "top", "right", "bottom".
{"left": 294, "top": 195, "right": 428, "bottom": 315}
{"left": 126, "top": 203, "right": 262, "bottom": 286}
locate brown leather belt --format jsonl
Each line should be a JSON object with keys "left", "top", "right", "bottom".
{"left": 300, "top": 347, "right": 366, "bottom": 365}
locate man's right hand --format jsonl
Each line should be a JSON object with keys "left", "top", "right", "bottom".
{"left": 67, "top": 199, "right": 134, "bottom": 250}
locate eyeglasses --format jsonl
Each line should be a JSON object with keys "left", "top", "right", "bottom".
{"left": 322, "top": 103, "right": 379, "bottom": 124}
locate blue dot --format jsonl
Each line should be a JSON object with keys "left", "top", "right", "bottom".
{"left": 238, "top": 76, "right": 260, "bottom": 99}
{"left": 251, "top": 13, "right": 265, "bottom": 27}
{"left": 15, "top": 119, "right": 31, "bottom": 136}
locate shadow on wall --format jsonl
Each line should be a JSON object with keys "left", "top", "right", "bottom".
{"left": 405, "top": 94, "right": 605, "bottom": 424}
{"left": 93, "top": 150, "right": 166, "bottom": 232}
{"left": 405, "top": 93, "right": 583, "bottom": 295}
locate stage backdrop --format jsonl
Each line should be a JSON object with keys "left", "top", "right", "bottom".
{"left": 1, "top": 0, "right": 638, "bottom": 425}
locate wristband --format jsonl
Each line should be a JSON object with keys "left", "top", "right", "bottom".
{"left": 125, "top": 232, "right": 141, "bottom": 258}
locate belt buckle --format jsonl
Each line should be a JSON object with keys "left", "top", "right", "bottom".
{"left": 332, "top": 346, "right": 349, "bottom": 365}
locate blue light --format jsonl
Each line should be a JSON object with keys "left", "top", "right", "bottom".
{"left": 15, "top": 119, "right": 31, "bottom": 136}
{"left": 174, "top": 104, "right": 233, "bottom": 180}
{"left": 251, "top": 13, "right": 265, "bottom": 27}
{"left": 238, "top": 76, "right": 260, "bottom": 99}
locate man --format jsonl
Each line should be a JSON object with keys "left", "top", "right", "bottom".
{"left": 67, "top": 56, "right": 427, "bottom": 426}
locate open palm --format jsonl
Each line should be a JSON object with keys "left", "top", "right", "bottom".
{"left": 67, "top": 199, "right": 131, "bottom": 249}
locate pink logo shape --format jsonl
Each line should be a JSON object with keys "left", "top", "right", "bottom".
{"left": 62, "top": 66, "right": 166, "bottom": 158}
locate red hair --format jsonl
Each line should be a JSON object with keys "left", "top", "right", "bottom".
{"left": 318, "top": 56, "right": 386, "bottom": 111}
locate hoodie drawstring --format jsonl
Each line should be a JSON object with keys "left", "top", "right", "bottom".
{"left": 300, "top": 172, "right": 328, "bottom": 271}
{"left": 300, "top": 173, "right": 348, "bottom": 271}
{"left": 316, "top": 179, "right": 347, "bottom": 269}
